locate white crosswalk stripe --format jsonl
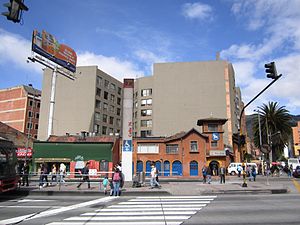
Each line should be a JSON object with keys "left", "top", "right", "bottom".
{"left": 46, "top": 195, "right": 217, "bottom": 225}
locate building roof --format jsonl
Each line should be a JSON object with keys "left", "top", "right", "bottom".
{"left": 46, "top": 134, "right": 118, "bottom": 143}
{"left": 165, "top": 128, "right": 208, "bottom": 142}
{"left": 197, "top": 117, "right": 228, "bottom": 126}
{"left": 23, "top": 85, "right": 42, "bottom": 97}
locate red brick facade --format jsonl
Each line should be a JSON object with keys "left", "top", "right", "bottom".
{"left": 131, "top": 118, "right": 231, "bottom": 178}
{"left": 0, "top": 86, "right": 41, "bottom": 139}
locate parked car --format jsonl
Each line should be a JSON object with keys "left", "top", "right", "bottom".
{"left": 292, "top": 166, "right": 300, "bottom": 178}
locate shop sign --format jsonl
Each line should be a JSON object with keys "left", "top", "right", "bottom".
{"left": 209, "top": 150, "right": 226, "bottom": 156}
{"left": 74, "top": 155, "right": 84, "bottom": 169}
{"left": 16, "top": 147, "right": 32, "bottom": 157}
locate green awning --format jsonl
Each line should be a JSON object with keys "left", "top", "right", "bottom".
{"left": 33, "top": 142, "right": 113, "bottom": 162}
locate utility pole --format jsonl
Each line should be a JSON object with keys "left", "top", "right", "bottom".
{"left": 238, "top": 61, "right": 282, "bottom": 188}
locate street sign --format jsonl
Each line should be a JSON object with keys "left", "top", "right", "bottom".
{"left": 123, "top": 140, "right": 132, "bottom": 152}
{"left": 212, "top": 132, "right": 220, "bottom": 141}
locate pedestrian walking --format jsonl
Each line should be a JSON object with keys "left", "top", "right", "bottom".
{"left": 22, "top": 162, "right": 29, "bottom": 186}
{"left": 17, "top": 162, "right": 23, "bottom": 187}
{"left": 202, "top": 166, "right": 208, "bottom": 184}
{"left": 39, "top": 163, "right": 49, "bottom": 188}
{"left": 289, "top": 164, "right": 293, "bottom": 178}
{"left": 251, "top": 166, "right": 257, "bottom": 181}
{"left": 219, "top": 166, "right": 226, "bottom": 184}
{"left": 102, "top": 176, "right": 109, "bottom": 195}
{"left": 207, "top": 166, "right": 212, "bottom": 184}
{"left": 59, "top": 163, "right": 66, "bottom": 184}
{"left": 112, "top": 167, "right": 122, "bottom": 196}
{"left": 150, "top": 163, "right": 161, "bottom": 189}
{"left": 77, "top": 162, "right": 90, "bottom": 189}
{"left": 50, "top": 164, "right": 58, "bottom": 185}
{"left": 237, "top": 164, "right": 242, "bottom": 177}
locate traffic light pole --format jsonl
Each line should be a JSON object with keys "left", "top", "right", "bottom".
{"left": 238, "top": 74, "right": 282, "bottom": 187}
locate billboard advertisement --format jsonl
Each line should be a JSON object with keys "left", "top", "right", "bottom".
{"left": 32, "top": 30, "right": 77, "bottom": 73}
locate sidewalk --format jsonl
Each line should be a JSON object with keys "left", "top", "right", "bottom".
{"left": 10, "top": 175, "right": 290, "bottom": 196}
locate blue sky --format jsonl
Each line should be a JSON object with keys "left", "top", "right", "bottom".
{"left": 1, "top": 0, "right": 300, "bottom": 115}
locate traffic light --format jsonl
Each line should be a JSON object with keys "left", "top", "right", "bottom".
{"left": 265, "top": 62, "right": 278, "bottom": 79}
{"left": 2, "top": 0, "right": 28, "bottom": 23}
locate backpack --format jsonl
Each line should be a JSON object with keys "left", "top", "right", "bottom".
{"left": 113, "top": 172, "right": 121, "bottom": 181}
{"left": 102, "top": 178, "right": 108, "bottom": 186}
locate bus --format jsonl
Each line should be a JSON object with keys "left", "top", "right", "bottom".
{"left": 0, "top": 137, "right": 19, "bottom": 193}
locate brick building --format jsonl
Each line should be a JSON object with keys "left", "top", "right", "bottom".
{"left": 132, "top": 118, "right": 231, "bottom": 178}
{"left": 0, "top": 85, "right": 41, "bottom": 139}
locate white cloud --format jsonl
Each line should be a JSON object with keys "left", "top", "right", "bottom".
{"left": 182, "top": 2, "right": 213, "bottom": 21}
{"left": 0, "top": 29, "right": 41, "bottom": 73}
{"left": 222, "top": 1, "right": 300, "bottom": 115}
{"left": 77, "top": 51, "right": 143, "bottom": 81}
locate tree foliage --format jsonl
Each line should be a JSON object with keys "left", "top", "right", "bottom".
{"left": 252, "top": 102, "right": 292, "bottom": 161}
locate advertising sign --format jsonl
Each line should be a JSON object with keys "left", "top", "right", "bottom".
{"left": 16, "top": 147, "right": 32, "bottom": 157}
{"left": 32, "top": 30, "right": 77, "bottom": 72}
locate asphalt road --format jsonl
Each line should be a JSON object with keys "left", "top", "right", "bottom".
{"left": 0, "top": 193, "right": 299, "bottom": 225}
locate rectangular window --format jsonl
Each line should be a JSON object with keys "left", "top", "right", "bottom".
{"left": 117, "top": 97, "right": 121, "bottom": 105}
{"left": 190, "top": 141, "right": 198, "bottom": 152}
{"left": 109, "top": 105, "right": 114, "bottom": 113}
{"left": 94, "top": 124, "right": 100, "bottom": 133}
{"left": 103, "top": 103, "right": 108, "bottom": 112}
{"left": 34, "top": 123, "right": 39, "bottom": 130}
{"left": 117, "top": 108, "right": 121, "bottom": 116}
{"left": 166, "top": 144, "right": 179, "bottom": 154}
{"left": 141, "top": 130, "right": 152, "bottom": 137}
{"left": 103, "top": 114, "right": 108, "bottom": 123}
{"left": 141, "top": 109, "right": 152, "bottom": 116}
{"left": 118, "top": 87, "right": 122, "bottom": 95}
{"left": 28, "top": 111, "right": 34, "bottom": 118}
{"left": 108, "top": 128, "right": 114, "bottom": 135}
{"left": 211, "top": 141, "right": 218, "bottom": 147}
{"left": 35, "top": 112, "right": 40, "bottom": 119}
{"left": 110, "top": 94, "right": 115, "bottom": 103}
{"left": 141, "top": 119, "right": 152, "bottom": 127}
{"left": 110, "top": 83, "right": 116, "bottom": 90}
{"left": 102, "top": 126, "right": 107, "bottom": 135}
{"left": 26, "top": 122, "right": 33, "bottom": 129}
{"left": 96, "top": 76, "right": 102, "bottom": 86}
{"left": 95, "top": 100, "right": 101, "bottom": 109}
{"left": 141, "top": 98, "right": 152, "bottom": 106}
{"left": 137, "top": 144, "right": 159, "bottom": 153}
{"left": 141, "top": 89, "right": 152, "bottom": 97}
{"left": 96, "top": 88, "right": 101, "bottom": 97}
{"left": 104, "top": 80, "right": 109, "bottom": 88}
{"left": 208, "top": 124, "right": 218, "bottom": 132}
{"left": 116, "top": 118, "right": 121, "bottom": 127}
{"left": 37, "top": 102, "right": 40, "bottom": 108}
{"left": 109, "top": 116, "right": 114, "bottom": 125}
{"left": 29, "top": 100, "right": 34, "bottom": 107}
{"left": 95, "top": 112, "right": 101, "bottom": 121}
{"left": 104, "top": 91, "right": 108, "bottom": 100}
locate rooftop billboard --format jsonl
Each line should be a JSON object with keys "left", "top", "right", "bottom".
{"left": 32, "top": 30, "right": 77, "bottom": 73}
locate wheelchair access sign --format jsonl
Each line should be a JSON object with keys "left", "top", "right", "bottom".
{"left": 123, "top": 140, "right": 132, "bottom": 152}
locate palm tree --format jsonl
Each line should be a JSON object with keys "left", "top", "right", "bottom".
{"left": 253, "top": 102, "right": 292, "bottom": 161}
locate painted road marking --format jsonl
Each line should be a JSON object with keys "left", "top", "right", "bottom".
{"left": 0, "top": 197, "right": 114, "bottom": 225}
{"left": 45, "top": 195, "right": 217, "bottom": 225}
{"left": 292, "top": 179, "right": 300, "bottom": 193}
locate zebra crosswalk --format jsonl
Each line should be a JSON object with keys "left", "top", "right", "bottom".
{"left": 47, "top": 195, "right": 217, "bottom": 225}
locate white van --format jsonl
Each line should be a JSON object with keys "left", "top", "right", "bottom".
{"left": 288, "top": 158, "right": 300, "bottom": 171}
{"left": 227, "top": 162, "right": 258, "bottom": 175}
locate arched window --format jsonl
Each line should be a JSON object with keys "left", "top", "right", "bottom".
{"left": 136, "top": 160, "right": 143, "bottom": 173}
{"left": 163, "top": 161, "right": 170, "bottom": 176}
{"left": 146, "top": 160, "right": 152, "bottom": 176}
{"left": 172, "top": 160, "right": 182, "bottom": 176}
{"left": 190, "top": 161, "right": 198, "bottom": 176}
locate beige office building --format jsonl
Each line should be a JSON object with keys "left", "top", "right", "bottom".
{"left": 133, "top": 60, "right": 242, "bottom": 147}
{"left": 38, "top": 66, "right": 123, "bottom": 141}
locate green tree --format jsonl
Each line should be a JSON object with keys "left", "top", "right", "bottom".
{"left": 253, "top": 102, "right": 292, "bottom": 161}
